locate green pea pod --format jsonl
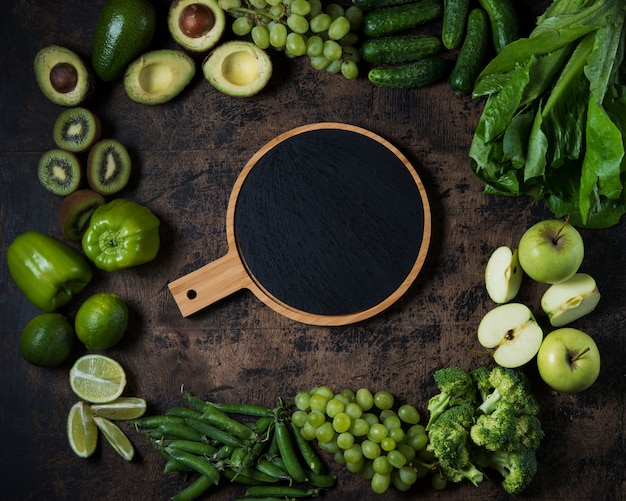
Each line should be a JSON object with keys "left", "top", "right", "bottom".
{"left": 81, "top": 198, "right": 160, "bottom": 272}
{"left": 7, "top": 231, "right": 92, "bottom": 311}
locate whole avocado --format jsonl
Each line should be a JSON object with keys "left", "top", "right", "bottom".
{"left": 92, "top": 0, "right": 156, "bottom": 82}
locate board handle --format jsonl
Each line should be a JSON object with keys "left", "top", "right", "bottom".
{"left": 168, "top": 250, "right": 251, "bottom": 317}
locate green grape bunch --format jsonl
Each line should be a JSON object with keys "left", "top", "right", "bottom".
{"left": 218, "top": 0, "right": 363, "bottom": 79}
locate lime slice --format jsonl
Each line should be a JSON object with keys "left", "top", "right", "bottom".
{"left": 69, "top": 354, "right": 127, "bottom": 403}
{"left": 67, "top": 401, "right": 98, "bottom": 458}
{"left": 93, "top": 415, "right": 135, "bottom": 461}
{"left": 91, "top": 397, "right": 147, "bottom": 420}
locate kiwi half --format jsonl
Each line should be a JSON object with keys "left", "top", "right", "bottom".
{"left": 58, "top": 189, "right": 105, "bottom": 241}
{"left": 38, "top": 149, "right": 82, "bottom": 196}
{"left": 87, "top": 139, "right": 131, "bottom": 195}
{"left": 53, "top": 107, "right": 101, "bottom": 153}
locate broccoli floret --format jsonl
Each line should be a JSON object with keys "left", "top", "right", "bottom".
{"left": 515, "top": 414, "right": 544, "bottom": 451}
{"left": 470, "top": 366, "right": 492, "bottom": 402}
{"left": 426, "top": 367, "right": 478, "bottom": 430}
{"left": 427, "top": 405, "right": 484, "bottom": 487}
{"left": 478, "top": 367, "right": 540, "bottom": 417}
{"left": 470, "top": 404, "right": 518, "bottom": 452}
{"left": 474, "top": 446, "right": 538, "bottom": 495}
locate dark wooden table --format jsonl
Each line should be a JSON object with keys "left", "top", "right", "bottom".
{"left": 2, "top": 1, "right": 625, "bottom": 500}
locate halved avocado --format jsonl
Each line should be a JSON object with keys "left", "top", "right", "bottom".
{"left": 124, "top": 49, "right": 196, "bottom": 104}
{"left": 202, "top": 41, "right": 272, "bottom": 98}
{"left": 168, "top": 0, "right": 226, "bottom": 53}
{"left": 34, "top": 45, "right": 92, "bottom": 106}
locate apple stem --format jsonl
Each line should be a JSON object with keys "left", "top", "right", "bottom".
{"left": 571, "top": 346, "right": 591, "bottom": 363}
{"left": 555, "top": 215, "right": 571, "bottom": 243}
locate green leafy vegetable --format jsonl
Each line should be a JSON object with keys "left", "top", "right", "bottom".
{"left": 470, "top": 0, "right": 626, "bottom": 228}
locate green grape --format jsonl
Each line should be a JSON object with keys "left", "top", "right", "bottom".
{"left": 308, "top": 0, "right": 322, "bottom": 16}
{"left": 387, "top": 449, "right": 407, "bottom": 469}
{"left": 269, "top": 22, "right": 287, "bottom": 48}
{"left": 388, "top": 426, "right": 404, "bottom": 443}
{"left": 374, "top": 391, "right": 394, "bottom": 410}
{"left": 290, "top": 0, "right": 311, "bottom": 16}
{"left": 309, "top": 13, "right": 332, "bottom": 33}
{"left": 346, "top": 457, "right": 365, "bottom": 473}
{"left": 319, "top": 438, "right": 340, "bottom": 453}
{"left": 349, "top": 417, "right": 369, "bottom": 437}
{"left": 361, "top": 439, "right": 381, "bottom": 460}
{"left": 341, "top": 45, "right": 361, "bottom": 63}
{"left": 291, "top": 409, "right": 309, "bottom": 428}
{"left": 343, "top": 443, "right": 363, "bottom": 463}
{"left": 407, "top": 424, "right": 426, "bottom": 437}
{"left": 398, "top": 404, "right": 420, "bottom": 425}
{"left": 431, "top": 472, "right": 448, "bottom": 490}
{"left": 301, "top": 421, "right": 318, "bottom": 441}
{"left": 360, "top": 460, "right": 375, "bottom": 480}
{"left": 341, "top": 60, "right": 358, "bottom": 79}
{"left": 380, "top": 437, "right": 396, "bottom": 452}
{"left": 371, "top": 472, "right": 391, "bottom": 494}
{"left": 356, "top": 388, "right": 374, "bottom": 411}
{"left": 336, "top": 432, "right": 355, "bottom": 450}
{"left": 383, "top": 414, "right": 401, "bottom": 429}
{"left": 232, "top": 16, "right": 253, "bottom": 36}
{"left": 309, "top": 55, "right": 331, "bottom": 70}
{"left": 334, "top": 450, "right": 346, "bottom": 465}
{"left": 408, "top": 432, "right": 428, "bottom": 451}
{"left": 332, "top": 412, "right": 352, "bottom": 433}
{"left": 306, "top": 35, "right": 324, "bottom": 57}
{"left": 391, "top": 470, "right": 412, "bottom": 492}
{"left": 283, "top": 0, "right": 293, "bottom": 5}
{"left": 340, "top": 388, "right": 356, "bottom": 402}
{"left": 287, "top": 13, "right": 309, "bottom": 34}
{"left": 249, "top": 0, "right": 267, "bottom": 8}
{"left": 316, "top": 421, "right": 336, "bottom": 443}
{"left": 266, "top": 0, "right": 282, "bottom": 5}
{"left": 323, "top": 40, "right": 342, "bottom": 61}
{"left": 325, "top": 2, "right": 344, "bottom": 19}
{"left": 325, "top": 398, "right": 345, "bottom": 418}
{"left": 328, "top": 16, "right": 350, "bottom": 40}
{"left": 415, "top": 464, "right": 431, "bottom": 478}
{"left": 269, "top": 4, "right": 284, "bottom": 17}
{"left": 307, "top": 409, "right": 326, "bottom": 427}
{"left": 312, "top": 385, "right": 334, "bottom": 399}
{"left": 379, "top": 409, "right": 396, "bottom": 422}
{"left": 309, "top": 392, "right": 329, "bottom": 412}
{"left": 361, "top": 412, "right": 379, "bottom": 427}
{"left": 397, "top": 443, "right": 416, "bottom": 462}
{"left": 367, "top": 423, "right": 388, "bottom": 443}
{"left": 338, "top": 32, "right": 360, "bottom": 47}
{"left": 219, "top": 0, "right": 242, "bottom": 9}
{"left": 345, "top": 402, "right": 362, "bottom": 420}
{"left": 333, "top": 393, "right": 350, "bottom": 406}
{"left": 373, "top": 455, "right": 393, "bottom": 475}
{"left": 251, "top": 25, "right": 271, "bottom": 49}
{"left": 398, "top": 465, "right": 418, "bottom": 486}
{"left": 345, "top": 5, "right": 363, "bottom": 30}
{"left": 286, "top": 32, "right": 307, "bottom": 56}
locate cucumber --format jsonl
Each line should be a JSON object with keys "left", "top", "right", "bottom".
{"left": 361, "top": 34, "right": 441, "bottom": 65}
{"left": 352, "top": 0, "right": 415, "bottom": 11}
{"left": 442, "top": 0, "right": 471, "bottom": 49}
{"left": 368, "top": 56, "right": 448, "bottom": 89}
{"left": 449, "top": 8, "right": 489, "bottom": 95}
{"left": 363, "top": 0, "right": 443, "bottom": 38}
{"left": 478, "top": 0, "right": 520, "bottom": 53}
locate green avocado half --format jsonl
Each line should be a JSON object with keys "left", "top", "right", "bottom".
{"left": 124, "top": 49, "right": 196, "bottom": 105}
{"left": 34, "top": 45, "right": 93, "bottom": 106}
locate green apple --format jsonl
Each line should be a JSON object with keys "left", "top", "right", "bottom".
{"left": 541, "top": 273, "right": 601, "bottom": 327}
{"left": 485, "top": 246, "right": 524, "bottom": 303}
{"left": 518, "top": 219, "right": 584, "bottom": 284}
{"left": 477, "top": 303, "right": 544, "bottom": 368}
{"left": 537, "top": 328, "right": 600, "bottom": 392}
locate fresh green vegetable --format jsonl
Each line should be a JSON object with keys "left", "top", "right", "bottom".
{"left": 470, "top": 0, "right": 626, "bottom": 229}
{"left": 476, "top": 366, "right": 541, "bottom": 416}
{"left": 81, "top": 198, "right": 160, "bottom": 271}
{"left": 351, "top": 0, "right": 414, "bottom": 11}
{"left": 361, "top": 34, "right": 441, "bottom": 64}
{"left": 425, "top": 367, "right": 478, "bottom": 430}
{"left": 7, "top": 231, "right": 92, "bottom": 311}
{"left": 449, "top": 8, "right": 489, "bottom": 94}
{"left": 368, "top": 56, "right": 448, "bottom": 88}
{"left": 477, "top": 0, "right": 519, "bottom": 53}
{"left": 362, "top": 0, "right": 443, "bottom": 38}
{"left": 473, "top": 445, "right": 538, "bottom": 495}
{"left": 442, "top": 0, "right": 471, "bottom": 49}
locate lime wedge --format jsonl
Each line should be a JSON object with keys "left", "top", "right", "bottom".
{"left": 69, "top": 354, "right": 127, "bottom": 403}
{"left": 91, "top": 397, "right": 147, "bottom": 420}
{"left": 93, "top": 415, "right": 135, "bottom": 461}
{"left": 67, "top": 401, "right": 98, "bottom": 458}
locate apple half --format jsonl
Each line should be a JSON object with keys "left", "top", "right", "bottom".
{"left": 485, "top": 246, "right": 523, "bottom": 303}
{"left": 477, "top": 303, "right": 543, "bottom": 368}
{"left": 541, "top": 273, "right": 601, "bottom": 327}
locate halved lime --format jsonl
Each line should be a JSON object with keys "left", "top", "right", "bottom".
{"left": 67, "top": 401, "right": 98, "bottom": 458}
{"left": 93, "top": 415, "right": 135, "bottom": 461}
{"left": 69, "top": 354, "right": 127, "bottom": 403}
{"left": 91, "top": 397, "right": 147, "bottom": 420}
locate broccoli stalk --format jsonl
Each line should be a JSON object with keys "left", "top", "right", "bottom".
{"left": 426, "top": 367, "right": 478, "bottom": 430}
{"left": 474, "top": 446, "right": 538, "bottom": 495}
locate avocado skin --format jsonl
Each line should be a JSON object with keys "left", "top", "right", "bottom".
{"left": 92, "top": 0, "right": 156, "bottom": 82}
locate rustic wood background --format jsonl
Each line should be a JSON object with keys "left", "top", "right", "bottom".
{"left": 1, "top": 0, "right": 624, "bottom": 500}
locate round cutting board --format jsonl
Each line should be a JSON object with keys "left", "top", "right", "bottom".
{"left": 168, "top": 123, "right": 431, "bottom": 325}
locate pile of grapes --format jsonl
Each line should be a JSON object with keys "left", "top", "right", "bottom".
{"left": 291, "top": 386, "right": 438, "bottom": 494}
{"left": 218, "top": 0, "right": 363, "bottom": 79}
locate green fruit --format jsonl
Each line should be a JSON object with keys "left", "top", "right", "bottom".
{"left": 20, "top": 313, "right": 74, "bottom": 367}
{"left": 87, "top": 139, "right": 132, "bottom": 195}
{"left": 168, "top": 0, "right": 225, "bottom": 53}
{"left": 57, "top": 189, "right": 106, "bottom": 242}
{"left": 75, "top": 292, "right": 129, "bottom": 350}
{"left": 53, "top": 107, "right": 102, "bottom": 153}
{"left": 92, "top": 0, "right": 156, "bottom": 82}
{"left": 202, "top": 41, "right": 272, "bottom": 98}
{"left": 34, "top": 45, "right": 93, "bottom": 106}
{"left": 38, "top": 149, "right": 82, "bottom": 196}
{"left": 124, "top": 49, "right": 196, "bottom": 104}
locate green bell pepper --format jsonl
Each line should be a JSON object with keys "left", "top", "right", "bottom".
{"left": 81, "top": 198, "right": 160, "bottom": 272}
{"left": 7, "top": 231, "right": 93, "bottom": 312}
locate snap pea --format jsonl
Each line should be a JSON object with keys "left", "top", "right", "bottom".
{"left": 171, "top": 474, "right": 213, "bottom": 501}
{"left": 158, "top": 422, "right": 206, "bottom": 442}
{"left": 222, "top": 467, "right": 267, "bottom": 485}
{"left": 255, "top": 458, "right": 291, "bottom": 481}
{"left": 181, "top": 390, "right": 228, "bottom": 416}
{"left": 165, "top": 440, "right": 217, "bottom": 457}
{"left": 166, "top": 407, "right": 204, "bottom": 420}
{"left": 289, "top": 422, "right": 326, "bottom": 475}
{"left": 244, "top": 485, "right": 320, "bottom": 498}
{"left": 132, "top": 415, "right": 186, "bottom": 430}
{"left": 199, "top": 410, "right": 257, "bottom": 441}
{"left": 275, "top": 421, "right": 307, "bottom": 483}
{"left": 164, "top": 447, "right": 221, "bottom": 485}
{"left": 184, "top": 417, "right": 244, "bottom": 448}
{"left": 304, "top": 470, "right": 337, "bottom": 488}
{"left": 210, "top": 402, "right": 275, "bottom": 418}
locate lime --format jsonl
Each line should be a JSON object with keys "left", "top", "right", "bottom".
{"left": 75, "top": 292, "right": 128, "bottom": 350}
{"left": 91, "top": 397, "right": 147, "bottom": 420}
{"left": 69, "top": 354, "right": 127, "bottom": 403}
{"left": 20, "top": 313, "right": 74, "bottom": 367}
{"left": 67, "top": 401, "right": 98, "bottom": 458}
{"left": 93, "top": 415, "right": 135, "bottom": 461}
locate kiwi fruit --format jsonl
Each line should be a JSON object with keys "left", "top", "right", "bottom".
{"left": 53, "top": 107, "right": 101, "bottom": 153}
{"left": 87, "top": 139, "right": 131, "bottom": 195}
{"left": 58, "top": 189, "right": 105, "bottom": 241}
{"left": 38, "top": 149, "right": 82, "bottom": 196}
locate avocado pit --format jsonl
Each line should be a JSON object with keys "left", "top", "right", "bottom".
{"left": 50, "top": 63, "right": 78, "bottom": 93}
{"left": 179, "top": 4, "right": 215, "bottom": 38}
